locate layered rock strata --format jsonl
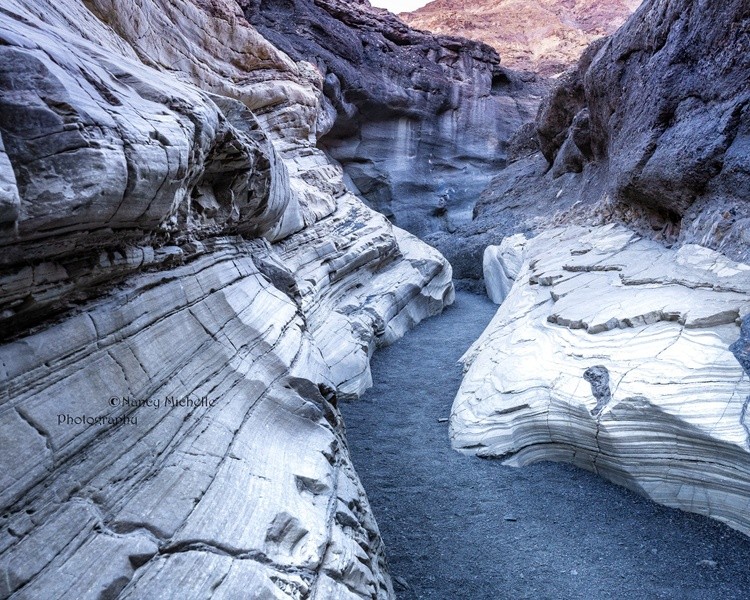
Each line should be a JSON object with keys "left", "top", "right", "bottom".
{"left": 453, "top": 225, "right": 750, "bottom": 535}
{"left": 243, "top": 0, "right": 546, "bottom": 238}
{"left": 0, "top": 0, "right": 454, "bottom": 597}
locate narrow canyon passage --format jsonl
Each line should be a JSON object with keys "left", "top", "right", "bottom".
{"left": 341, "top": 291, "right": 750, "bottom": 600}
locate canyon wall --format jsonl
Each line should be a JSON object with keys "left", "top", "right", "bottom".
{"left": 450, "top": 0, "right": 750, "bottom": 536}
{"left": 243, "top": 0, "right": 546, "bottom": 238}
{"left": 459, "top": 0, "right": 750, "bottom": 286}
{"left": 0, "top": 0, "right": 455, "bottom": 597}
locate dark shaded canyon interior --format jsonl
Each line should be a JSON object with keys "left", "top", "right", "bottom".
{"left": 243, "top": 0, "right": 547, "bottom": 239}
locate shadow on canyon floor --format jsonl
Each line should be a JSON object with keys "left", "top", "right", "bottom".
{"left": 341, "top": 291, "right": 750, "bottom": 600}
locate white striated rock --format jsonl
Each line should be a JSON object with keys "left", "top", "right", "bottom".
{"left": 0, "top": 0, "right": 454, "bottom": 597}
{"left": 273, "top": 193, "right": 454, "bottom": 399}
{"left": 483, "top": 233, "right": 527, "bottom": 304}
{"left": 0, "top": 245, "right": 381, "bottom": 598}
{"left": 0, "top": 204, "right": 449, "bottom": 597}
{"left": 454, "top": 224, "right": 750, "bottom": 535}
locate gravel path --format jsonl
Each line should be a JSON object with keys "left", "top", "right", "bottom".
{"left": 341, "top": 291, "right": 750, "bottom": 600}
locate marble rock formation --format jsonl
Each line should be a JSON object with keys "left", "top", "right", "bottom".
{"left": 0, "top": 0, "right": 454, "bottom": 597}
{"left": 453, "top": 225, "right": 750, "bottom": 535}
{"left": 243, "top": 0, "right": 546, "bottom": 238}
{"left": 482, "top": 234, "right": 527, "bottom": 305}
{"left": 401, "top": 0, "right": 640, "bottom": 76}
{"left": 465, "top": 0, "right": 750, "bottom": 273}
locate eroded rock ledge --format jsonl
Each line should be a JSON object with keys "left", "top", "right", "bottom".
{"left": 0, "top": 0, "right": 453, "bottom": 597}
{"left": 452, "top": 225, "right": 750, "bottom": 535}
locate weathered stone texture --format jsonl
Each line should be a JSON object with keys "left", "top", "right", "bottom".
{"left": 0, "top": 0, "right": 455, "bottom": 597}
{"left": 244, "top": 0, "right": 546, "bottom": 238}
{"left": 453, "top": 225, "right": 750, "bottom": 536}
{"left": 467, "top": 0, "right": 750, "bottom": 272}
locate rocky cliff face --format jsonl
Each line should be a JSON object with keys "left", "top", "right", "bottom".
{"left": 440, "top": 0, "right": 750, "bottom": 291}
{"left": 401, "top": 0, "right": 640, "bottom": 76}
{"left": 0, "top": 0, "right": 454, "bottom": 597}
{"left": 243, "top": 0, "right": 546, "bottom": 238}
{"left": 466, "top": 0, "right": 750, "bottom": 269}
{"left": 448, "top": 0, "right": 750, "bottom": 537}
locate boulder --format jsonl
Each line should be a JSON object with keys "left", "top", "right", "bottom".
{"left": 453, "top": 225, "right": 750, "bottom": 536}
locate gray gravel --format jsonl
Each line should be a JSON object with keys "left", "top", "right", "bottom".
{"left": 341, "top": 291, "right": 750, "bottom": 600}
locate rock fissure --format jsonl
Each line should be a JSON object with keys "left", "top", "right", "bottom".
{"left": 14, "top": 407, "right": 53, "bottom": 455}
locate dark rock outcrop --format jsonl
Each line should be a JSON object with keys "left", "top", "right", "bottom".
{"left": 243, "top": 0, "right": 546, "bottom": 237}
{"left": 462, "top": 0, "right": 750, "bottom": 277}
{"left": 582, "top": 0, "right": 750, "bottom": 259}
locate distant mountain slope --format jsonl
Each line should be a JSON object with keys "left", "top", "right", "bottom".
{"left": 401, "top": 0, "right": 641, "bottom": 75}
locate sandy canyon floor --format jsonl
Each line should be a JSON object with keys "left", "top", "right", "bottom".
{"left": 342, "top": 291, "right": 750, "bottom": 600}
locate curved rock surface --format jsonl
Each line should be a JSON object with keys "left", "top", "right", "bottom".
{"left": 453, "top": 225, "right": 750, "bottom": 535}
{"left": 0, "top": 0, "right": 454, "bottom": 597}
{"left": 482, "top": 233, "right": 527, "bottom": 304}
{"left": 243, "top": 0, "right": 546, "bottom": 238}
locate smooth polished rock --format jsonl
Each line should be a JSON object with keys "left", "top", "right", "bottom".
{"left": 0, "top": 0, "right": 454, "bottom": 597}
{"left": 482, "top": 234, "right": 527, "bottom": 304}
{"left": 0, "top": 248, "right": 385, "bottom": 599}
{"left": 0, "top": 0, "right": 350, "bottom": 335}
{"left": 0, "top": 207, "right": 449, "bottom": 598}
{"left": 244, "top": 0, "right": 547, "bottom": 238}
{"left": 453, "top": 225, "right": 750, "bottom": 536}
